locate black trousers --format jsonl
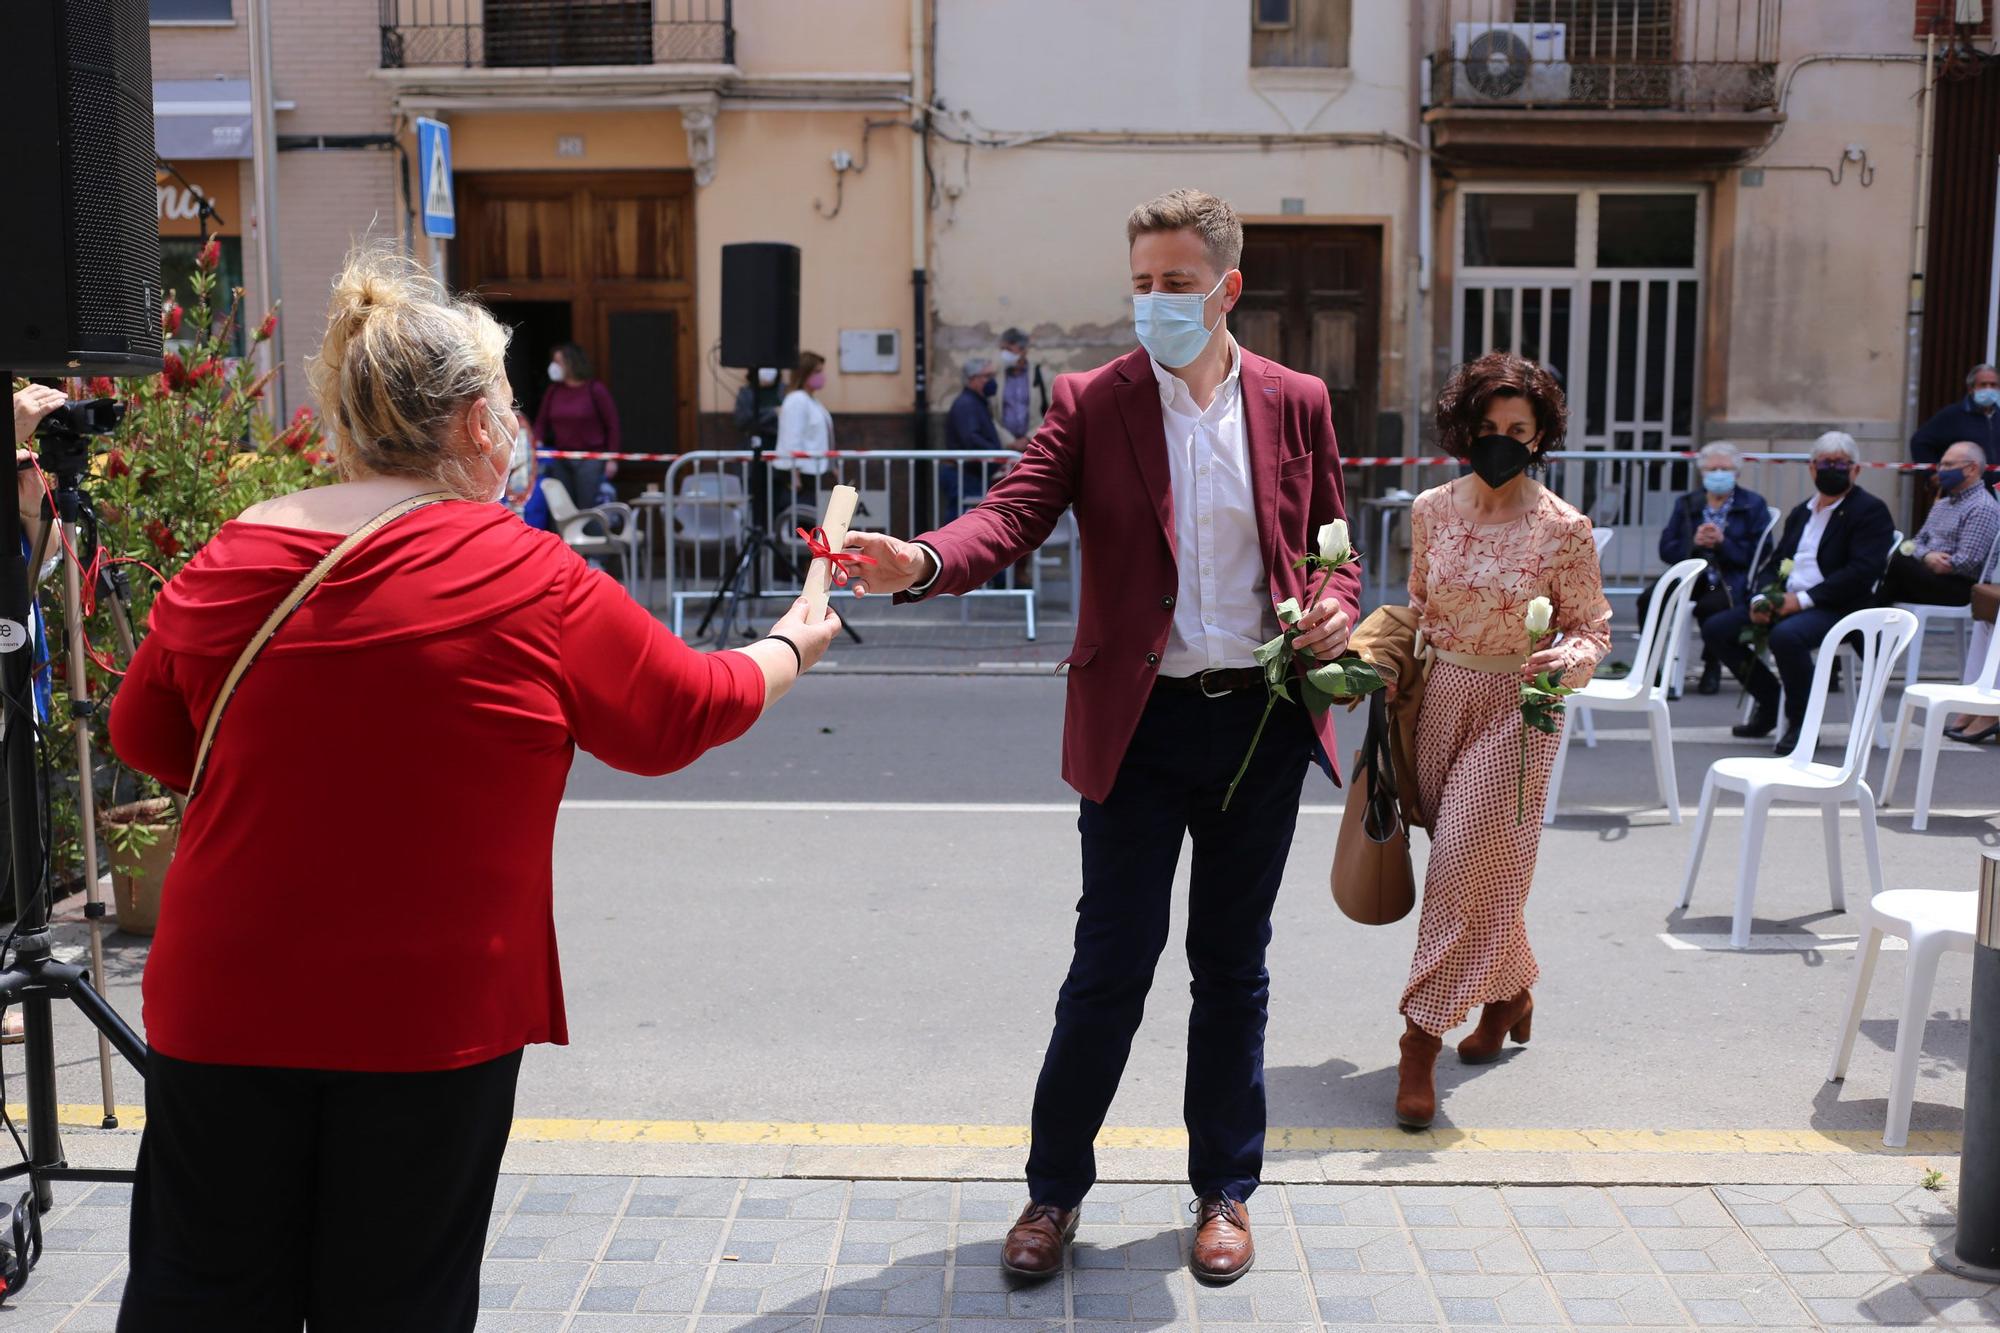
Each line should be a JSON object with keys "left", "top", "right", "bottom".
{"left": 1703, "top": 603, "right": 1843, "bottom": 727}
{"left": 118, "top": 1048, "right": 522, "bottom": 1333}
{"left": 1025, "top": 687, "right": 1313, "bottom": 1209}
{"left": 1636, "top": 567, "right": 1734, "bottom": 661}
{"left": 1879, "top": 552, "right": 1973, "bottom": 607}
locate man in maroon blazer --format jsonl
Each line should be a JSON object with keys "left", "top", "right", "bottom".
{"left": 848, "top": 190, "right": 1359, "bottom": 1285}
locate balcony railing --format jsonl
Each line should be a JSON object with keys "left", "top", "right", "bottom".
{"left": 380, "top": 0, "right": 733, "bottom": 70}
{"left": 1432, "top": 0, "right": 1780, "bottom": 112}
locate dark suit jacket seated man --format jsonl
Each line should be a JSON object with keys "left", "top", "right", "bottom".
{"left": 1702, "top": 431, "right": 1896, "bottom": 754}
{"left": 1879, "top": 441, "right": 2000, "bottom": 607}
{"left": 1910, "top": 363, "right": 1999, "bottom": 466}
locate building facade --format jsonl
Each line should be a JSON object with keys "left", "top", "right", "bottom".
{"left": 146, "top": 0, "right": 1997, "bottom": 515}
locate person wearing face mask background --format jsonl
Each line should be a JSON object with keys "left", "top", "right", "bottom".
{"left": 531, "top": 343, "right": 622, "bottom": 520}
{"left": 1642, "top": 442, "right": 1772, "bottom": 694}
{"left": 770, "top": 350, "right": 835, "bottom": 505}
{"left": 1911, "top": 363, "right": 2000, "bottom": 468}
{"left": 997, "top": 326, "right": 1050, "bottom": 444}
{"left": 1396, "top": 352, "right": 1611, "bottom": 1131}
{"left": 841, "top": 189, "right": 1358, "bottom": 1285}
{"left": 1879, "top": 440, "right": 1999, "bottom": 607}
{"left": 1701, "top": 431, "right": 1896, "bottom": 754}
{"left": 732, "top": 366, "right": 785, "bottom": 444}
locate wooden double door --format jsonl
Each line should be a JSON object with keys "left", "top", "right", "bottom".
{"left": 1233, "top": 225, "right": 1382, "bottom": 457}
{"left": 455, "top": 171, "right": 695, "bottom": 455}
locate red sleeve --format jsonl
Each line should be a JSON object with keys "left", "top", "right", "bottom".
{"left": 556, "top": 563, "right": 764, "bottom": 775}
{"left": 592, "top": 381, "right": 622, "bottom": 453}
{"left": 107, "top": 636, "right": 200, "bottom": 795}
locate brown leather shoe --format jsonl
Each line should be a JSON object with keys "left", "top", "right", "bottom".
{"left": 1001, "top": 1201, "right": 1078, "bottom": 1280}
{"left": 1396, "top": 1019, "right": 1444, "bottom": 1129}
{"left": 1457, "top": 991, "right": 1533, "bottom": 1065}
{"left": 1190, "top": 1194, "right": 1254, "bottom": 1284}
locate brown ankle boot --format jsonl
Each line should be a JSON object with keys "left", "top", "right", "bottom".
{"left": 1395, "top": 1020, "right": 1443, "bottom": 1129}
{"left": 1456, "top": 992, "right": 1534, "bottom": 1065}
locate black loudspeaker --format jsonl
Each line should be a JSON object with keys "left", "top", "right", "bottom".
{"left": 0, "top": 0, "right": 163, "bottom": 375}
{"left": 719, "top": 243, "right": 799, "bottom": 370}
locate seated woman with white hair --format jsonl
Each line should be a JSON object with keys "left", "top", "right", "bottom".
{"left": 1700, "top": 431, "right": 1897, "bottom": 754}
{"left": 1642, "top": 441, "right": 1773, "bottom": 694}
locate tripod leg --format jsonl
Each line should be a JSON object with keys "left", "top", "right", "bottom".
{"left": 63, "top": 974, "right": 146, "bottom": 1075}
{"left": 61, "top": 553, "right": 119, "bottom": 1128}
{"left": 20, "top": 997, "right": 59, "bottom": 1212}
{"left": 697, "top": 538, "right": 758, "bottom": 639}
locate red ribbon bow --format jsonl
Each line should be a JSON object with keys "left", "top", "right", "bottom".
{"left": 796, "top": 527, "right": 877, "bottom": 587}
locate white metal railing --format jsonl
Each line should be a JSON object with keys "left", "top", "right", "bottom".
{"left": 649, "top": 450, "right": 1060, "bottom": 642}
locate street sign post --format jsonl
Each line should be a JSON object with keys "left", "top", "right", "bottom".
{"left": 417, "top": 116, "right": 455, "bottom": 242}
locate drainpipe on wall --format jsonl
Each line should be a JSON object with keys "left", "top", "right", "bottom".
{"left": 1905, "top": 32, "right": 1937, "bottom": 450}
{"left": 909, "top": 0, "right": 930, "bottom": 452}
{"left": 246, "top": 0, "right": 286, "bottom": 419}
{"left": 1413, "top": 44, "right": 1435, "bottom": 482}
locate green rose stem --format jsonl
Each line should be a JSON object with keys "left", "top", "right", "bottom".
{"left": 1221, "top": 564, "right": 1334, "bottom": 812}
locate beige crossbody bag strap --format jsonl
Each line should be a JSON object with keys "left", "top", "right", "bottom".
{"left": 184, "top": 492, "right": 454, "bottom": 801}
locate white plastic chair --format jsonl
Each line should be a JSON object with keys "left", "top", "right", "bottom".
{"left": 1548, "top": 559, "right": 1706, "bottom": 826}
{"left": 1891, "top": 602, "right": 1972, "bottom": 693}
{"left": 673, "top": 472, "right": 747, "bottom": 574}
{"left": 1879, "top": 616, "right": 2000, "bottom": 830}
{"left": 1827, "top": 887, "right": 1977, "bottom": 1147}
{"left": 1741, "top": 527, "right": 1903, "bottom": 732}
{"left": 1592, "top": 526, "right": 1614, "bottom": 558}
{"left": 1677, "top": 607, "right": 1919, "bottom": 949}
{"left": 542, "top": 478, "right": 646, "bottom": 594}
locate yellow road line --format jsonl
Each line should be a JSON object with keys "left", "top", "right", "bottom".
{"left": 18, "top": 1107, "right": 1950, "bottom": 1156}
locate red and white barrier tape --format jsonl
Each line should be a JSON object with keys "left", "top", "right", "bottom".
{"left": 540, "top": 448, "right": 1945, "bottom": 472}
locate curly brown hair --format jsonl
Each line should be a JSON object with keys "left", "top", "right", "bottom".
{"left": 1435, "top": 352, "right": 1569, "bottom": 462}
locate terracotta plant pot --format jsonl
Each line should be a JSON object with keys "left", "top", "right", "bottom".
{"left": 101, "top": 798, "right": 178, "bottom": 936}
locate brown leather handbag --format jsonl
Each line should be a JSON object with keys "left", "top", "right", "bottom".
{"left": 1973, "top": 584, "right": 2000, "bottom": 625}
{"left": 1331, "top": 692, "right": 1416, "bottom": 926}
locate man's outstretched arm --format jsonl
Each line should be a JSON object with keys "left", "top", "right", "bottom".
{"left": 847, "top": 374, "right": 1083, "bottom": 598}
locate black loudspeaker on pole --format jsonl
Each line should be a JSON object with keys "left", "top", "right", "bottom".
{"left": 718, "top": 243, "right": 800, "bottom": 371}
{"left": 1934, "top": 852, "right": 2000, "bottom": 1281}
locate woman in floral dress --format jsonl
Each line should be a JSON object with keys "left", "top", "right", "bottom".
{"left": 1395, "top": 353, "right": 1612, "bottom": 1129}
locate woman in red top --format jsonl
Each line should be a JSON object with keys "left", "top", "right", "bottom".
{"left": 531, "top": 341, "right": 620, "bottom": 519}
{"left": 109, "top": 247, "right": 840, "bottom": 1333}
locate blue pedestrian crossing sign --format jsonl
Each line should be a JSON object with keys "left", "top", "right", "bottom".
{"left": 417, "top": 117, "right": 455, "bottom": 240}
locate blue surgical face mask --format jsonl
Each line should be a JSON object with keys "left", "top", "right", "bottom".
{"left": 1938, "top": 466, "right": 1968, "bottom": 492}
{"left": 1702, "top": 469, "right": 1735, "bottom": 496}
{"left": 1133, "top": 272, "right": 1229, "bottom": 368}
{"left": 1974, "top": 387, "right": 2000, "bottom": 410}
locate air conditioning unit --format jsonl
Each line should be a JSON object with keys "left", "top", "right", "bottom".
{"left": 1451, "top": 22, "right": 1573, "bottom": 104}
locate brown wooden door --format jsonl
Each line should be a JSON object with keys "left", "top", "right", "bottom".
{"left": 1234, "top": 225, "right": 1382, "bottom": 456}
{"left": 456, "top": 171, "right": 696, "bottom": 454}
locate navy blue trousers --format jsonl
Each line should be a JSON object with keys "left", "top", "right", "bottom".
{"left": 1704, "top": 603, "right": 1842, "bottom": 726}
{"left": 1025, "top": 687, "right": 1314, "bottom": 1208}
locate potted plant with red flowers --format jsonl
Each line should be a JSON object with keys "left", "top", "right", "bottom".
{"left": 39, "top": 236, "right": 332, "bottom": 931}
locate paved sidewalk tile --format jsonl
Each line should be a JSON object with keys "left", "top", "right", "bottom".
{"left": 3, "top": 1174, "right": 1994, "bottom": 1329}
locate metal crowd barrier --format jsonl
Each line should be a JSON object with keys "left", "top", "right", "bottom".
{"left": 1345, "top": 450, "right": 1924, "bottom": 606}
{"left": 650, "top": 450, "right": 1054, "bottom": 641}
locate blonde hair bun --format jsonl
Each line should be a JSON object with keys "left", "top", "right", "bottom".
{"left": 308, "top": 241, "right": 511, "bottom": 497}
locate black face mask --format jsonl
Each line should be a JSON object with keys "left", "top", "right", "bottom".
{"left": 1469, "top": 434, "right": 1533, "bottom": 490}
{"left": 1814, "top": 465, "right": 1851, "bottom": 497}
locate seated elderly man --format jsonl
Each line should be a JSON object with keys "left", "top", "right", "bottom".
{"left": 1643, "top": 441, "right": 1773, "bottom": 694}
{"left": 1879, "top": 441, "right": 1999, "bottom": 607}
{"left": 1702, "top": 431, "right": 1896, "bottom": 754}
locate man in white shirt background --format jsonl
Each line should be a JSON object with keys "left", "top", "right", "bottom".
{"left": 1702, "top": 431, "right": 1896, "bottom": 753}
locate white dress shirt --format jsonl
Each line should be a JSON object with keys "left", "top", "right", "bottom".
{"left": 769, "top": 389, "right": 832, "bottom": 476}
{"left": 1786, "top": 494, "right": 1846, "bottom": 609}
{"left": 1154, "top": 340, "right": 1272, "bottom": 676}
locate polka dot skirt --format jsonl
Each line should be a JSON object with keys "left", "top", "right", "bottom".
{"left": 1399, "top": 661, "right": 1558, "bottom": 1037}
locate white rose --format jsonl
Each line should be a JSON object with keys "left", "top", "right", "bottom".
{"left": 1317, "top": 519, "right": 1350, "bottom": 565}
{"left": 1524, "top": 596, "right": 1554, "bottom": 638}
{"left": 1900, "top": 540, "right": 1917, "bottom": 557}
{"left": 1778, "top": 558, "right": 1795, "bottom": 577}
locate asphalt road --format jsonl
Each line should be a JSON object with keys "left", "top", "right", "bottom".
{"left": 41, "top": 673, "right": 1997, "bottom": 1143}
